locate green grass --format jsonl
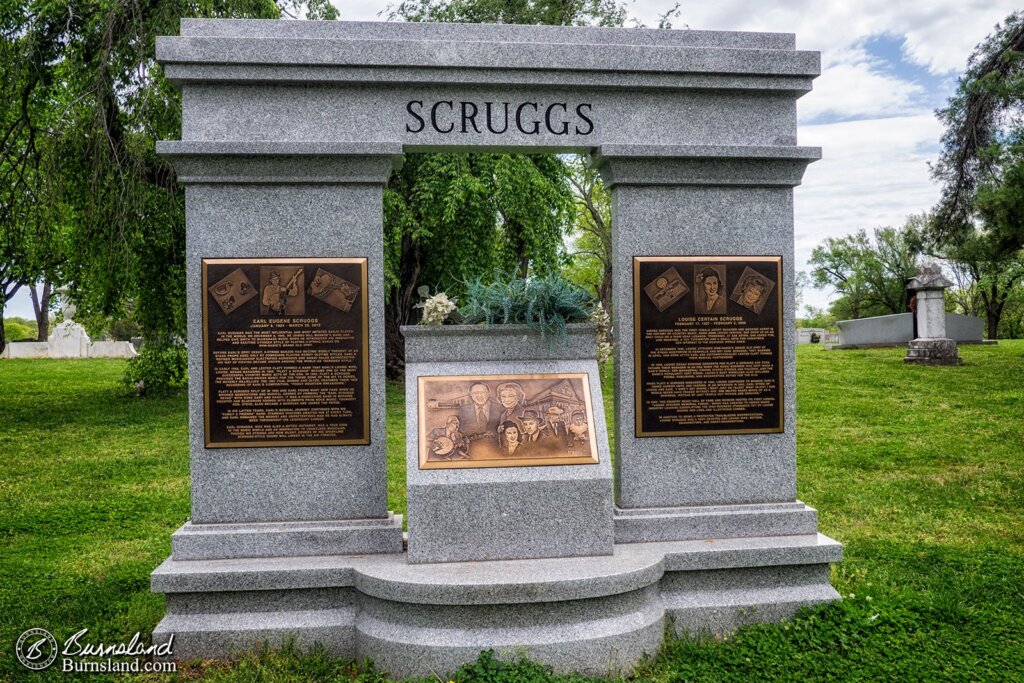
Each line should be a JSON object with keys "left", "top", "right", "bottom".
{"left": 1, "top": 344, "right": 1022, "bottom": 681}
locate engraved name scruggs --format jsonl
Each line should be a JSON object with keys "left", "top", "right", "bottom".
{"left": 406, "top": 100, "right": 594, "bottom": 136}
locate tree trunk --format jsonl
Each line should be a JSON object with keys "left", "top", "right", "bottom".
{"left": 984, "top": 282, "right": 1007, "bottom": 340}
{"left": 385, "top": 306, "right": 407, "bottom": 380}
{"left": 0, "top": 282, "right": 18, "bottom": 355}
{"left": 384, "top": 238, "right": 425, "bottom": 380}
{"left": 29, "top": 281, "right": 51, "bottom": 341}
{"left": 987, "top": 310, "right": 1000, "bottom": 340}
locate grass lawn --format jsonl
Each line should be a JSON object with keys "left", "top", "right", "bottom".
{"left": 1, "top": 343, "right": 1022, "bottom": 681}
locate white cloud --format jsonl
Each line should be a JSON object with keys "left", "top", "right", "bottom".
{"left": 335, "top": 0, "right": 392, "bottom": 21}
{"left": 799, "top": 59, "right": 926, "bottom": 123}
{"left": 795, "top": 114, "right": 944, "bottom": 309}
{"left": 627, "top": 0, "right": 1017, "bottom": 75}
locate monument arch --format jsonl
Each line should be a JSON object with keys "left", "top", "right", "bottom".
{"left": 152, "top": 19, "right": 840, "bottom": 677}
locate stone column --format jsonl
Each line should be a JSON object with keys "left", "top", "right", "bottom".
{"left": 594, "top": 145, "right": 825, "bottom": 542}
{"left": 905, "top": 263, "right": 962, "bottom": 366}
{"left": 158, "top": 141, "right": 404, "bottom": 559}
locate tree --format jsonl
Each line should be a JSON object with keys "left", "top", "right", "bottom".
{"left": 932, "top": 11, "right": 1024, "bottom": 249}
{"left": 388, "top": 0, "right": 628, "bottom": 26}
{"left": 383, "top": 153, "right": 573, "bottom": 376}
{"left": 926, "top": 12, "right": 1024, "bottom": 340}
{"left": 995, "top": 281, "right": 1024, "bottom": 338}
{"left": 564, "top": 157, "right": 612, "bottom": 316}
{"left": 798, "top": 306, "right": 836, "bottom": 331}
{"left": 933, "top": 229, "right": 1024, "bottom": 339}
{"left": 809, "top": 221, "right": 922, "bottom": 320}
{"left": 0, "top": 2, "right": 315, "bottom": 358}
{"left": 26, "top": 280, "right": 51, "bottom": 340}
{"left": 808, "top": 231, "right": 872, "bottom": 320}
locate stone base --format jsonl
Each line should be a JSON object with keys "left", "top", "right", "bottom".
{"left": 407, "top": 472, "right": 614, "bottom": 564}
{"left": 170, "top": 515, "right": 404, "bottom": 560}
{"left": 151, "top": 534, "right": 841, "bottom": 678}
{"left": 614, "top": 502, "right": 819, "bottom": 543}
{"left": 904, "top": 338, "right": 963, "bottom": 366}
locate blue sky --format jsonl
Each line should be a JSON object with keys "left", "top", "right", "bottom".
{"left": 4, "top": 2, "right": 1019, "bottom": 319}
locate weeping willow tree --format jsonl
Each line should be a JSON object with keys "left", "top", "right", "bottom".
{"left": 0, "top": 1, "right": 341, "bottom": 353}
{"left": 384, "top": 153, "right": 575, "bottom": 376}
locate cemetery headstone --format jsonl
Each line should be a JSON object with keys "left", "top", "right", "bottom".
{"left": 905, "top": 263, "right": 963, "bottom": 365}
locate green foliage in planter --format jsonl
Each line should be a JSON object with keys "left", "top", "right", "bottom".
{"left": 459, "top": 272, "right": 595, "bottom": 342}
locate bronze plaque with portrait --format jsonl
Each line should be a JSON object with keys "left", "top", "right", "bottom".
{"left": 202, "top": 257, "right": 369, "bottom": 448}
{"left": 633, "top": 256, "right": 783, "bottom": 437}
{"left": 417, "top": 373, "right": 600, "bottom": 469}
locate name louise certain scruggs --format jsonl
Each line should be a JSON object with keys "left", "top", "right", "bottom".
{"left": 406, "top": 100, "right": 594, "bottom": 136}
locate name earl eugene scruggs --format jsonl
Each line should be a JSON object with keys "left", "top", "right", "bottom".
{"left": 406, "top": 99, "right": 594, "bottom": 136}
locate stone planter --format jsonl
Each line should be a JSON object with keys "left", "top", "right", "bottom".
{"left": 402, "top": 323, "right": 615, "bottom": 564}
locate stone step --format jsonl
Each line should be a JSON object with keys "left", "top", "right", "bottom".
{"left": 614, "top": 502, "right": 819, "bottom": 544}
{"left": 154, "top": 607, "right": 356, "bottom": 660}
{"left": 153, "top": 534, "right": 841, "bottom": 604}
{"left": 171, "top": 515, "right": 405, "bottom": 560}
{"left": 151, "top": 536, "right": 841, "bottom": 673}
{"left": 665, "top": 583, "right": 841, "bottom": 634}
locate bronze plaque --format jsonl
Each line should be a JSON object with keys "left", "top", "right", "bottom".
{"left": 633, "top": 256, "right": 783, "bottom": 437}
{"left": 202, "top": 257, "right": 369, "bottom": 448}
{"left": 417, "top": 373, "right": 600, "bottom": 469}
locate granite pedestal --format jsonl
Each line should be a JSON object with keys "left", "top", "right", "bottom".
{"left": 152, "top": 533, "right": 841, "bottom": 677}
{"left": 403, "top": 325, "right": 614, "bottom": 564}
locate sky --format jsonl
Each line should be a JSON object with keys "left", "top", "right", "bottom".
{"left": 4, "top": 1, "right": 1019, "bottom": 320}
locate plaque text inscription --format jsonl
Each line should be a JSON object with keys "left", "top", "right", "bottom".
{"left": 633, "top": 256, "right": 783, "bottom": 437}
{"left": 202, "top": 258, "right": 370, "bottom": 448}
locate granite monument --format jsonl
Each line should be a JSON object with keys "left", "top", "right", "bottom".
{"left": 149, "top": 19, "right": 841, "bottom": 677}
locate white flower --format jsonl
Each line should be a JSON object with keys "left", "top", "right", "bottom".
{"left": 420, "top": 292, "right": 458, "bottom": 326}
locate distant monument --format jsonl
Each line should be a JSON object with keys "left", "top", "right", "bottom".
{"left": 905, "top": 263, "right": 962, "bottom": 366}
{"left": 2, "top": 292, "right": 137, "bottom": 360}
{"left": 47, "top": 298, "right": 91, "bottom": 358}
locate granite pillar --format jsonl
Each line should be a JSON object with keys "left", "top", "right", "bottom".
{"left": 160, "top": 141, "right": 404, "bottom": 558}
{"left": 594, "top": 145, "right": 827, "bottom": 541}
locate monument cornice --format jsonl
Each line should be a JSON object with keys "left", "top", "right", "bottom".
{"left": 156, "top": 140, "right": 403, "bottom": 184}
{"left": 593, "top": 144, "right": 821, "bottom": 188}
{"left": 157, "top": 21, "right": 819, "bottom": 93}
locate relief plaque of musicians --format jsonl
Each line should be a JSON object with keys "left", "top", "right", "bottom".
{"left": 419, "top": 374, "right": 597, "bottom": 467}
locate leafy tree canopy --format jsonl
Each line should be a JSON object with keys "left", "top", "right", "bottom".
{"left": 562, "top": 156, "right": 612, "bottom": 315}
{"left": 932, "top": 11, "right": 1024, "bottom": 248}
{"left": 387, "top": 0, "right": 628, "bottom": 26}
{"left": 809, "top": 220, "right": 923, "bottom": 321}
{"left": 0, "top": 1, "right": 317, "bottom": 348}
